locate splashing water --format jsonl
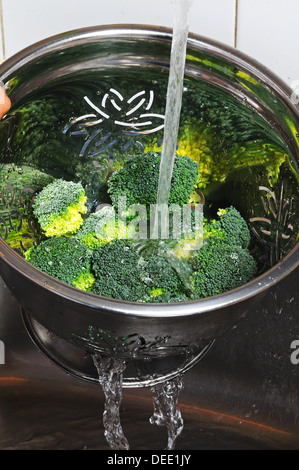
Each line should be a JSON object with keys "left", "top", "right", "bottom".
{"left": 92, "top": 354, "right": 129, "bottom": 450}
{"left": 93, "top": 352, "right": 184, "bottom": 450}
{"left": 150, "top": 376, "right": 184, "bottom": 450}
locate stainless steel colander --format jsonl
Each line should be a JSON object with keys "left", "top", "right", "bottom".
{"left": 0, "top": 25, "right": 298, "bottom": 387}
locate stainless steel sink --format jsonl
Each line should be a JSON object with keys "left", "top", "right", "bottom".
{"left": 0, "top": 268, "right": 298, "bottom": 450}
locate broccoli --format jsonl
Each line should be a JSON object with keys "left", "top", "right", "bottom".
{"left": 191, "top": 238, "right": 257, "bottom": 299}
{"left": 203, "top": 217, "right": 225, "bottom": 242}
{"left": 177, "top": 85, "right": 288, "bottom": 190}
{"left": 203, "top": 206, "right": 251, "bottom": 249}
{"left": 142, "top": 254, "right": 190, "bottom": 302}
{"left": 33, "top": 179, "right": 87, "bottom": 237}
{"left": 75, "top": 205, "right": 134, "bottom": 250}
{"left": 107, "top": 151, "right": 199, "bottom": 212}
{"left": 0, "top": 164, "right": 55, "bottom": 200}
{"left": 90, "top": 239, "right": 149, "bottom": 302}
{"left": 24, "top": 237, "right": 95, "bottom": 291}
{"left": 217, "top": 206, "right": 251, "bottom": 249}
{"left": 170, "top": 203, "right": 251, "bottom": 261}
{"left": 90, "top": 240, "right": 191, "bottom": 303}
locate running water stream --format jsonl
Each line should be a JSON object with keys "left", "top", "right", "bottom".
{"left": 92, "top": 354, "right": 129, "bottom": 450}
{"left": 150, "top": 376, "right": 185, "bottom": 450}
{"left": 93, "top": 352, "right": 185, "bottom": 450}
{"left": 94, "top": 0, "right": 192, "bottom": 450}
{"left": 156, "top": 0, "right": 192, "bottom": 207}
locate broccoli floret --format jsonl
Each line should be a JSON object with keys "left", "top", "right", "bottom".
{"left": 90, "top": 239, "right": 149, "bottom": 302}
{"left": 0, "top": 164, "right": 55, "bottom": 199}
{"left": 191, "top": 238, "right": 257, "bottom": 298}
{"left": 217, "top": 206, "right": 251, "bottom": 249}
{"left": 107, "top": 151, "right": 199, "bottom": 212}
{"left": 75, "top": 206, "right": 134, "bottom": 250}
{"left": 90, "top": 241, "right": 191, "bottom": 303}
{"left": 202, "top": 206, "right": 251, "bottom": 249}
{"left": 33, "top": 179, "right": 87, "bottom": 237}
{"left": 203, "top": 218, "right": 225, "bottom": 241}
{"left": 25, "top": 237, "right": 95, "bottom": 291}
{"left": 0, "top": 165, "right": 55, "bottom": 250}
{"left": 142, "top": 254, "right": 190, "bottom": 302}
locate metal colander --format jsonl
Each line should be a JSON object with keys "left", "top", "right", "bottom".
{"left": 0, "top": 25, "right": 298, "bottom": 387}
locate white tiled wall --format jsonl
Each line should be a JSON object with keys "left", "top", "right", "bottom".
{"left": 236, "top": 0, "right": 299, "bottom": 86}
{"left": 0, "top": 0, "right": 298, "bottom": 87}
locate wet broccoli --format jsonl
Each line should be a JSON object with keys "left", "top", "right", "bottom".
{"left": 191, "top": 238, "right": 257, "bottom": 299}
{"left": 90, "top": 239, "right": 149, "bottom": 302}
{"left": 90, "top": 240, "right": 191, "bottom": 303}
{"left": 142, "top": 254, "right": 190, "bottom": 302}
{"left": 33, "top": 179, "right": 87, "bottom": 237}
{"left": 217, "top": 206, "right": 251, "bottom": 249}
{"left": 203, "top": 206, "right": 251, "bottom": 249}
{"left": 75, "top": 205, "right": 134, "bottom": 250}
{"left": 24, "top": 237, "right": 95, "bottom": 291}
{"left": 107, "top": 151, "right": 199, "bottom": 212}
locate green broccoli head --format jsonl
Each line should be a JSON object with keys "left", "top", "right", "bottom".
{"left": 90, "top": 239, "right": 149, "bottom": 302}
{"left": 217, "top": 206, "right": 251, "bottom": 249}
{"left": 24, "top": 237, "right": 95, "bottom": 291}
{"left": 202, "top": 206, "right": 251, "bottom": 249}
{"left": 90, "top": 240, "right": 191, "bottom": 303}
{"left": 142, "top": 254, "right": 190, "bottom": 302}
{"left": 33, "top": 179, "right": 87, "bottom": 237}
{"left": 203, "top": 218, "right": 225, "bottom": 242}
{"left": 75, "top": 205, "right": 134, "bottom": 250}
{"left": 191, "top": 238, "right": 257, "bottom": 299}
{"left": 107, "top": 151, "right": 199, "bottom": 212}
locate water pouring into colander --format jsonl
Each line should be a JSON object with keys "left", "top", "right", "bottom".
{"left": 0, "top": 9, "right": 298, "bottom": 450}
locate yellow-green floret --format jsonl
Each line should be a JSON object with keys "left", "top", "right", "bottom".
{"left": 75, "top": 206, "right": 134, "bottom": 249}
{"left": 203, "top": 205, "right": 251, "bottom": 249}
{"left": 33, "top": 179, "right": 87, "bottom": 236}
